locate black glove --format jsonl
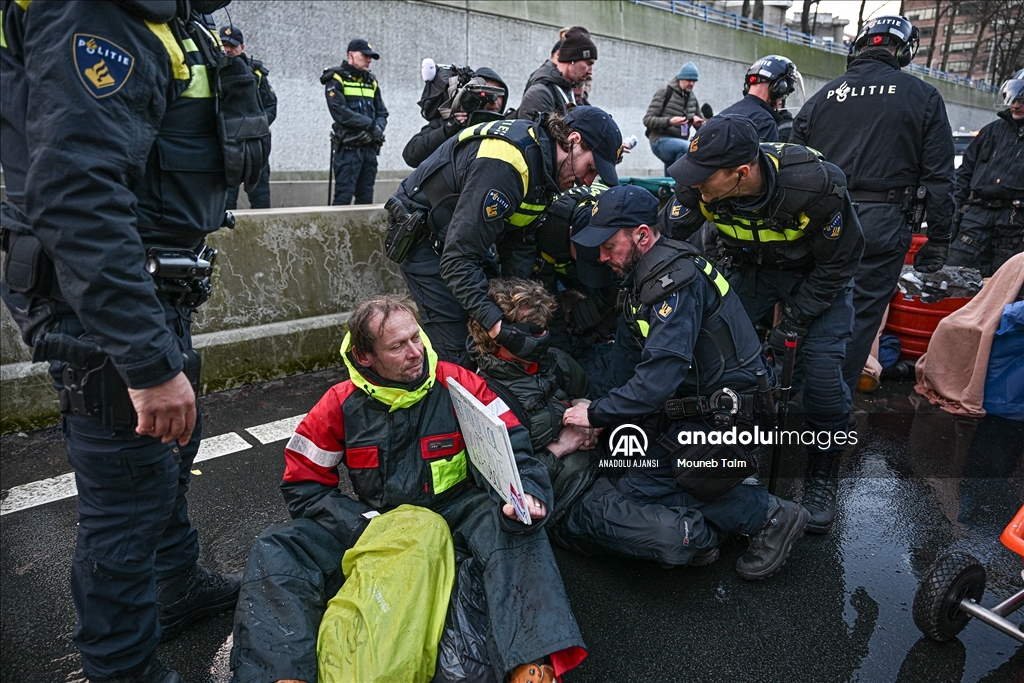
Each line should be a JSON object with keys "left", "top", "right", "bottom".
{"left": 767, "top": 317, "right": 809, "bottom": 362}
{"left": 568, "top": 294, "right": 604, "bottom": 333}
{"left": 913, "top": 237, "right": 950, "bottom": 273}
{"left": 371, "top": 125, "right": 385, "bottom": 143}
{"left": 494, "top": 321, "right": 550, "bottom": 361}
{"left": 346, "top": 130, "right": 373, "bottom": 147}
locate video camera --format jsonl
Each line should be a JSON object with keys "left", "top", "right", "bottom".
{"left": 418, "top": 58, "right": 504, "bottom": 124}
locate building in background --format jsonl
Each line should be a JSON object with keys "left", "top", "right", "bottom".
{"left": 706, "top": 1, "right": 792, "bottom": 27}
{"left": 783, "top": 10, "right": 848, "bottom": 43}
{"left": 904, "top": 0, "right": 1024, "bottom": 86}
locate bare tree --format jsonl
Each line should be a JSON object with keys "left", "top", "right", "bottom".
{"left": 801, "top": 0, "right": 813, "bottom": 34}
{"left": 988, "top": 0, "right": 1024, "bottom": 83}
{"left": 939, "top": 1, "right": 961, "bottom": 72}
{"left": 925, "top": 0, "right": 950, "bottom": 68}
{"left": 753, "top": 0, "right": 764, "bottom": 22}
{"left": 742, "top": 0, "right": 751, "bottom": 18}
{"left": 857, "top": 0, "right": 867, "bottom": 35}
{"left": 963, "top": 1, "right": 993, "bottom": 80}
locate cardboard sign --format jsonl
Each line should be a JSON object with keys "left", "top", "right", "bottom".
{"left": 446, "top": 378, "right": 530, "bottom": 525}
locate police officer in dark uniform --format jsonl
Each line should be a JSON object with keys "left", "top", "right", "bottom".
{"left": 790, "top": 15, "right": 955, "bottom": 393}
{"left": 718, "top": 55, "right": 798, "bottom": 142}
{"left": 385, "top": 106, "right": 624, "bottom": 366}
{"left": 221, "top": 25, "right": 277, "bottom": 209}
{"left": 322, "top": 38, "right": 388, "bottom": 205}
{"left": 664, "top": 115, "right": 864, "bottom": 535}
{"left": 563, "top": 185, "right": 809, "bottom": 580}
{"left": 0, "top": 2, "right": 269, "bottom": 681}
{"left": 947, "top": 70, "right": 1024, "bottom": 276}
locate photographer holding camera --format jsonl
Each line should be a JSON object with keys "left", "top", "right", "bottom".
{"left": 403, "top": 64, "right": 508, "bottom": 168}
{"left": 643, "top": 62, "right": 704, "bottom": 173}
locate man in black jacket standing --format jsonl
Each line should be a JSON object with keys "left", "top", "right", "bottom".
{"left": 718, "top": 55, "right": 797, "bottom": 142}
{"left": 947, "top": 70, "right": 1024, "bottom": 276}
{"left": 791, "top": 15, "right": 955, "bottom": 395}
{"left": 221, "top": 25, "right": 277, "bottom": 209}
{"left": 518, "top": 27, "right": 597, "bottom": 120}
{"left": 322, "top": 38, "right": 388, "bottom": 205}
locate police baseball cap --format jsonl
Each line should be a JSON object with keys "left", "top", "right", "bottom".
{"left": 563, "top": 106, "right": 622, "bottom": 186}
{"left": 347, "top": 38, "right": 380, "bottom": 59}
{"left": 667, "top": 114, "right": 760, "bottom": 187}
{"left": 571, "top": 185, "right": 659, "bottom": 248}
{"left": 219, "top": 26, "right": 243, "bottom": 46}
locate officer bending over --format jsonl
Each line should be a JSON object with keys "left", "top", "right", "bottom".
{"left": 1, "top": 2, "right": 270, "bottom": 681}
{"left": 664, "top": 115, "right": 864, "bottom": 536}
{"left": 386, "top": 106, "right": 624, "bottom": 366}
{"left": 791, "top": 15, "right": 955, "bottom": 393}
{"left": 718, "top": 55, "right": 798, "bottom": 142}
{"left": 230, "top": 295, "right": 586, "bottom": 683}
{"left": 563, "top": 186, "right": 810, "bottom": 580}
{"left": 947, "top": 69, "right": 1024, "bottom": 276}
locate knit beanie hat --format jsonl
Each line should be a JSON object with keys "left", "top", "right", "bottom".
{"left": 558, "top": 27, "right": 598, "bottom": 63}
{"left": 677, "top": 61, "right": 700, "bottom": 81}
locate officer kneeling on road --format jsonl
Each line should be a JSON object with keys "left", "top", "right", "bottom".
{"left": 562, "top": 186, "right": 810, "bottom": 581}
{"left": 385, "top": 105, "right": 624, "bottom": 367}
{"left": 663, "top": 114, "right": 864, "bottom": 536}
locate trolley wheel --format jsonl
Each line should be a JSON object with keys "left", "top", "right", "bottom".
{"left": 913, "top": 551, "right": 986, "bottom": 641}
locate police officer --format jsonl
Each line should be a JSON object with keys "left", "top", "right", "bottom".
{"left": 718, "top": 55, "right": 798, "bottom": 142}
{"left": 386, "top": 106, "right": 624, "bottom": 366}
{"left": 0, "top": 2, "right": 269, "bottom": 681}
{"left": 221, "top": 24, "right": 277, "bottom": 209}
{"left": 563, "top": 185, "right": 809, "bottom": 580}
{"left": 322, "top": 38, "right": 388, "bottom": 205}
{"left": 790, "top": 15, "right": 955, "bottom": 394}
{"left": 664, "top": 115, "right": 864, "bottom": 535}
{"left": 402, "top": 66, "right": 508, "bottom": 168}
{"left": 946, "top": 70, "right": 1024, "bottom": 276}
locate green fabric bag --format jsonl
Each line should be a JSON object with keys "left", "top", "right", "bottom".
{"left": 317, "top": 505, "right": 456, "bottom": 683}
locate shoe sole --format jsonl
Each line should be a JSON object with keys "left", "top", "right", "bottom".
{"left": 688, "top": 547, "right": 720, "bottom": 567}
{"left": 805, "top": 517, "right": 833, "bottom": 534}
{"left": 159, "top": 594, "right": 239, "bottom": 641}
{"left": 736, "top": 504, "right": 811, "bottom": 581}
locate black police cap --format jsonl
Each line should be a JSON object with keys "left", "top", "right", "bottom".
{"left": 667, "top": 114, "right": 759, "bottom": 187}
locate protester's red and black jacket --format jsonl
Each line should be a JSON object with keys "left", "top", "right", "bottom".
{"left": 281, "top": 347, "right": 551, "bottom": 543}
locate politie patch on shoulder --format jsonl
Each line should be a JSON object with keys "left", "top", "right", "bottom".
{"left": 74, "top": 34, "right": 134, "bottom": 99}
{"left": 655, "top": 292, "right": 678, "bottom": 321}
{"left": 823, "top": 212, "right": 843, "bottom": 239}
{"left": 669, "top": 197, "right": 689, "bottom": 220}
{"left": 483, "top": 189, "right": 513, "bottom": 221}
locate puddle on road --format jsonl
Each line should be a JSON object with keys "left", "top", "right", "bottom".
{"left": 839, "top": 391, "right": 1023, "bottom": 683}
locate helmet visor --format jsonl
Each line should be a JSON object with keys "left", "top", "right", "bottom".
{"left": 1000, "top": 79, "right": 1024, "bottom": 106}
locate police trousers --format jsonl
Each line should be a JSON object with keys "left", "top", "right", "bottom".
{"left": 947, "top": 204, "right": 1024, "bottom": 277}
{"left": 225, "top": 162, "right": 271, "bottom": 210}
{"left": 332, "top": 146, "right": 378, "bottom": 206}
{"left": 842, "top": 202, "right": 911, "bottom": 391}
{"left": 56, "top": 303, "right": 201, "bottom": 681}
{"left": 231, "top": 489, "right": 585, "bottom": 683}
{"left": 725, "top": 265, "right": 854, "bottom": 455}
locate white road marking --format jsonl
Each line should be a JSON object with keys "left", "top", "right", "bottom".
{"left": 2, "top": 429, "right": 259, "bottom": 516}
{"left": 1, "top": 472, "right": 77, "bottom": 517}
{"left": 246, "top": 413, "right": 306, "bottom": 444}
{"left": 195, "top": 431, "right": 252, "bottom": 462}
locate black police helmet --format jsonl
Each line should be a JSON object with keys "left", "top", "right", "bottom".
{"left": 1000, "top": 68, "right": 1024, "bottom": 107}
{"left": 851, "top": 15, "right": 919, "bottom": 67}
{"left": 743, "top": 55, "right": 797, "bottom": 103}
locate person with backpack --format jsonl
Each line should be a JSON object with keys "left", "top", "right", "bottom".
{"left": 643, "top": 62, "right": 703, "bottom": 172}
{"left": 517, "top": 27, "right": 597, "bottom": 120}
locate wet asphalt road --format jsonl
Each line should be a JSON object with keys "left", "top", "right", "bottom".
{"left": 2, "top": 369, "right": 1022, "bottom": 683}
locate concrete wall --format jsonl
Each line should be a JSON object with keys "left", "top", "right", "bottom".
{"left": 212, "top": 0, "right": 999, "bottom": 179}
{"left": 0, "top": 207, "right": 402, "bottom": 433}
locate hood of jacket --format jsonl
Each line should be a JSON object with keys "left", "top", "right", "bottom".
{"left": 474, "top": 66, "right": 509, "bottom": 101}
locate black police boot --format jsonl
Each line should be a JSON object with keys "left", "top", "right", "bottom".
{"left": 735, "top": 496, "right": 809, "bottom": 580}
{"left": 156, "top": 563, "right": 241, "bottom": 641}
{"left": 802, "top": 452, "right": 842, "bottom": 534}
{"left": 101, "top": 656, "right": 185, "bottom": 683}
{"left": 688, "top": 546, "right": 720, "bottom": 567}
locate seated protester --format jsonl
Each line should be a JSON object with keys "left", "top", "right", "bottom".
{"left": 563, "top": 185, "right": 810, "bottom": 581}
{"left": 403, "top": 65, "right": 509, "bottom": 168}
{"left": 230, "top": 296, "right": 586, "bottom": 683}
{"left": 469, "top": 278, "right": 744, "bottom": 569}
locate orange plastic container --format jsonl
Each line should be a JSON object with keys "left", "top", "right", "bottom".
{"left": 1001, "top": 504, "right": 1024, "bottom": 558}
{"left": 884, "top": 292, "right": 972, "bottom": 360}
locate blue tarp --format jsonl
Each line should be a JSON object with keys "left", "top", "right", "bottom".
{"left": 983, "top": 301, "right": 1024, "bottom": 421}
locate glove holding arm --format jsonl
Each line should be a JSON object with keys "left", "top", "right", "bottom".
{"left": 767, "top": 312, "right": 809, "bottom": 362}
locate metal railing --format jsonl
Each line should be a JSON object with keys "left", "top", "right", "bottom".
{"left": 632, "top": 0, "right": 998, "bottom": 93}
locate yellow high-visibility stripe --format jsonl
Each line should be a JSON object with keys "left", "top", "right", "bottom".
{"left": 181, "top": 64, "right": 212, "bottom": 98}
{"left": 145, "top": 21, "right": 190, "bottom": 81}
{"left": 694, "top": 257, "right": 729, "bottom": 297}
{"left": 14, "top": 0, "right": 30, "bottom": 9}
{"left": 181, "top": 37, "right": 197, "bottom": 52}
{"left": 476, "top": 138, "right": 529, "bottom": 196}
